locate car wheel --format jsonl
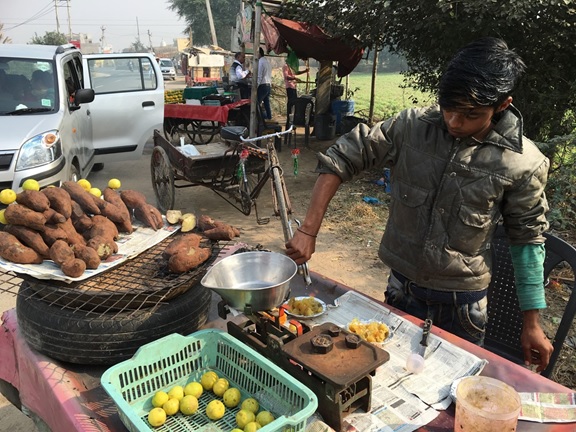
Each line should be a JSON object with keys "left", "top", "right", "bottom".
{"left": 16, "top": 281, "right": 212, "bottom": 365}
{"left": 92, "top": 163, "right": 105, "bottom": 172}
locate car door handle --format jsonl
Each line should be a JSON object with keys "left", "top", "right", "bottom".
{"left": 142, "top": 101, "right": 155, "bottom": 107}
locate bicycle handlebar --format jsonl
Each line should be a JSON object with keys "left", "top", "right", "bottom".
{"left": 239, "top": 125, "right": 294, "bottom": 143}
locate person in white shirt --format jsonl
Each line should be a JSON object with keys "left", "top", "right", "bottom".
{"left": 257, "top": 47, "right": 272, "bottom": 120}
{"left": 230, "top": 52, "right": 252, "bottom": 99}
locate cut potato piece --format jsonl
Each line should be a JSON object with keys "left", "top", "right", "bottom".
{"left": 166, "top": 210, "right": 183, "bottom": 225}
{"left": 180, "top": 213, "right": 197, "bottom": 232}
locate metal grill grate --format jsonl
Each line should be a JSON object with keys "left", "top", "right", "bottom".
{"left": 0, "top": 237, "right": 227, "bottom": 319}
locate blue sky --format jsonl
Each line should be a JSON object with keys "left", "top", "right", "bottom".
{"left": 2, "top": 0, "right": 185, "bottom": 51}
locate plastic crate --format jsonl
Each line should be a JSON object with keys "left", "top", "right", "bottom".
{"left": 101, "top": 330, "right": 317, "bottom": 432}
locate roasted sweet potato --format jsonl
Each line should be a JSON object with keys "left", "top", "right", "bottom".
{"left": 4, "top": 225, "right": 50, "bottom": 257}
{"left": 134, "top": 204, "right": 164, "bottom": 230}
{"left": 72, "top": 244, "right": 101, "bottom": 269}
{"left": 0, "top": 231, "right": 44, "bottom": 264}
{"left": 41, "top": 187, "right": 72, "bottom": 219}
{"left": 61, "top": 258, "right": 86, "bottom": 277}
{"left": 162, "top": 234, "right": 202, "bottom": 259}
{"left": 87, "top": 235, "right": 118, "bottom": 260}
{"left": 197, "top": 215, "right": 218, "bottom": 231}
{"left": 61, "top": 181, "right": 101, "bottom": 215}
{"left": 103, "top": 187, "right": 133, "bottom": 233}
{"left": 203, "top": 225, "right": 237, "bottom": 241}
{"left": 119, "top": 189, "right": 148, "bottom": 210}
{"left": 97, "top": 198, "right": 128, "bottom": 225}
{"left": 70, "top": 200, "right": 93, "bottom": 233}
{"left": 49, "top": 239, "right": 75, "bottom": 266}
{"left": 43, "top": 207, "right": 67, "bottom": 224}
{"left": 88, "top": 215, "right": 119, "bottom": 240}
{"left": 39, "top": 224, "right": 67, "bottom": 246}
{"left": 168, "top": 246, "right": 211, "bottom": 273}
{"left": 16, "top": 190, "right": 50, "bottom": 212}
{"left": 4, "top": 204, "right": 47, "bottom": 231}
{"left": 57, "top": 218, "right": 86, "bottom": 246}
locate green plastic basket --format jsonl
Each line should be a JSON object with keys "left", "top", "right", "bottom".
{"left": 101, "top": 329, "right": 317, "bottom": 432}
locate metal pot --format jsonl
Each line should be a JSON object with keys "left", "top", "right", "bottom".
{"left": 200, "top": 251, "right": 297, "bottom": 311}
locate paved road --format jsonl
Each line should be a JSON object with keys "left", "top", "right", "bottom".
{"left": 0, "top": 74, "right": 189, "bottom": 432}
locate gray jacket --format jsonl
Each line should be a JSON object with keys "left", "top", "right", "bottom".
{"left": 317, "top": 105, "right": 549, "bottom": 291}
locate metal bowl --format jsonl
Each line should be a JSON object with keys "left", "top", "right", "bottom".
{"left": 200, "top": 251, "right": 297, "bottom": 311}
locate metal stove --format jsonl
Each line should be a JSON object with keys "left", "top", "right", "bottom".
{"left": 220, "top": 302, "right": 390, "bottom": 431}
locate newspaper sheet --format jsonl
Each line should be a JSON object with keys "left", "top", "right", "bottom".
{"left": 300, "top": 290, "right": 487, "bottom": 431}
{"left": 519, "top": 392, "right": 576, "bottom": 423}
{"left": 0, "top": 220, "right": 179, "bottom": 283}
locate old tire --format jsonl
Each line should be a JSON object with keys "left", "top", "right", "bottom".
{"left": 16, "top": 282, "right": 212, "bottom": 365}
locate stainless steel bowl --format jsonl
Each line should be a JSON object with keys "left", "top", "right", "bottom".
{"left": 200, "top": 251, "right": 297, "bottom": 311}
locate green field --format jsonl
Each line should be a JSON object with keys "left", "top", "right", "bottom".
{"left": 342, "top": 72, "right": 435, "bottom": 122}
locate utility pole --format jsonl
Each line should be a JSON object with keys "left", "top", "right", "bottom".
{"left": 99, "top": 26, "right": 106, "bottom": 52}
{"left": 205, "top": 0, "right": 218, "bottom": 47}
{"left": 66, "top": 0, "right": 72, "bottom": 40}
{"left": 54, "top": 0, "right": 61, "bottom": 33}
{"left": 136, "top": 17, "right": 141, "bottom": 46}
{"left": 147, "top": 30, "right": 154, "bottom": 53}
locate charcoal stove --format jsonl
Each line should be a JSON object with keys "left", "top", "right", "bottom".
{"left": 220, "top": 301, "right": 390, "bottom": 431}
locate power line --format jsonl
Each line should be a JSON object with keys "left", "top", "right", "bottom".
{"left": 5, "top": 1, "right": 54, "bottom": 30}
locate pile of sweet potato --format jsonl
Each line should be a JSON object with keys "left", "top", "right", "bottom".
{"left": 0, "top": 184, "right": 164, "bottom": 278}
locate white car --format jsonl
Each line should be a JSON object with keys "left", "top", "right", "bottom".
{"left": 0, "top": 45, "right": 164, "bottom": 192}
{"left": 159, "top": 58, "right": 177, "bottom": 80}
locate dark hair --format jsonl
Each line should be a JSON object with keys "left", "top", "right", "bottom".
{"left": 234, "top": 52, "right": 243, "bottom": 60}
{"left": 258, "top": 47, "right": 264, "bottom": 57}
{"left": 438, "top": 37, "right": 526, "bottom": 109}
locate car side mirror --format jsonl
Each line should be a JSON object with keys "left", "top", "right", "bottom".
{"left": 75, "top": 88, "right": 95, "bottom": 104}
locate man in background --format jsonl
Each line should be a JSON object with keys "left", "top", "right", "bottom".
{"left": 257, "top": 47, "right": 272, "bottom": 120}
{"left": 283, "top": 59, "right": 309, "bottom": 124}
{"left": 230, "top": 52, "right": 252, "bottom": 99}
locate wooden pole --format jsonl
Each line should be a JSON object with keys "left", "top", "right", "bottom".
{"left": 205, "top": 0, "right": 218, "bottom": 47}
{"left": 369, "top": 49, "right": 378, "bottom": 125}
{"left": 249, "top": 1, "right": 262, "bottom": 137}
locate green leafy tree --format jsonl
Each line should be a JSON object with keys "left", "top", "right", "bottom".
{"left": 30, "top": 31, "right": 68, "bottom": 46}
{"left": 130, "top": 39, "right": 148, "bottom": 53}
{"left": 282, "top": 0, "right": 576, "bottom": 142}
{"left": 168, "top": 0, "right": 238, "bottom": 50}
{"left": 0, "top": 23, "right": 12, "bottom": 44}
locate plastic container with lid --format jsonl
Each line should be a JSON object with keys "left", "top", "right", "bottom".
{"left": 454, "top": 376, "right": 521, "bottom": 432}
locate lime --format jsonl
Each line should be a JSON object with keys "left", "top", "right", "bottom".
{"left": 179, "top": 395, "right": 198, "bottom": 415}
{"left": 89, "top": 187, "right": 102, "bottom": 197}
{"left": 147, "top": 407, "right": 167, "bottom": 427}
{"left": 184, "top": 381, "right": 203, "bottom": 398}
{"left": 236, "top": 409, "right": 255, "bottom": 429}
{"left": 167, "top": 385, "right": 184, "bottom": 401}
{"left": 231, "top": 429, "right": 244, "bottom": 432}
{"left": 77, "top": 179, "right": 91, "bottom": 191}
{"left": 162, "top": 397, "right": 180, "bottom": 416}
{"left": 241, "top": 398, "right": 259, "bottom": 414}
{"left": 108, "top": 178, "right": 121, "bottom": 189}
{"left": 0, "top": 189, "right": 16, "bottom": 205}
{"left": 151, "top": 391, "right": 169, "bottom": 408}
{"left": 223, "top": 387, "right": 242, "bottom": 408}
{"left": 244, "top": 421, "right": 262, "bottom": 432}
{"left": 206, "top": 399, "right": 225, "bottom": 420}
{"left": 212, "top": 377, "right": 229, "bottom": 396}
{"left": 256, "top": 411, "right": 275, "bottom": 426}
{"left": 22, "top": 179, "right": 40, "bottom": 191}
{"left": 201, "top": 371, "right": 219, "bottom": 391}
{"left": 0, "top": 209, "right": 7, "bottom": 225}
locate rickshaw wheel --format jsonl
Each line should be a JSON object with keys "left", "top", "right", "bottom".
{"left": 189, "top": 120, "right": 217, "bottom": 145}
{"left": 151, "top": 146, "right": 175, "bottom": 212}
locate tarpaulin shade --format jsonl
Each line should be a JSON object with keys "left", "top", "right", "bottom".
{"left": 269, "top": 16, "right": 363, "bottom": 77}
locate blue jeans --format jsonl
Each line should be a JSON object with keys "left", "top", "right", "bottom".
{"left": 385, "top": 272, "right": 488, "bottom": 345}
{"left": 257, "top": 84, "right": 272, "bottom": 119}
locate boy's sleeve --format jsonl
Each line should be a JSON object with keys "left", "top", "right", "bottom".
{"left": 509, "top": 243, "right": 547, "bottom": 310}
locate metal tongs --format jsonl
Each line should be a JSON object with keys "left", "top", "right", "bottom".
{"left": 285, "top": 219, "right": 312, "bottom": 286}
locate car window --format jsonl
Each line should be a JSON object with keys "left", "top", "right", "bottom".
{"left": 160, "top": 59, "right": 173, "bottom": 68}
{"left": 87, "top": 56, "right": 159, "bottom": 94}
{"left": 0, "top": 57, "right": 57, "bottom": 114}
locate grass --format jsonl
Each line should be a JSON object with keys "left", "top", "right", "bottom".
{"left": 345, "top": 72, "right": 435, "bottom": 122}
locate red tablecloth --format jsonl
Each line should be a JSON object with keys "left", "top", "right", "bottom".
{"left": 164, "top": 99, "right": 250, "bottom": 124}
{"left": 0, "top": 261, "right": 574, "bottom": 431}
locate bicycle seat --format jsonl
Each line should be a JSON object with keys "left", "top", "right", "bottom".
{"left": 221, "top": 126, "right": 248, "bottom": 142}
